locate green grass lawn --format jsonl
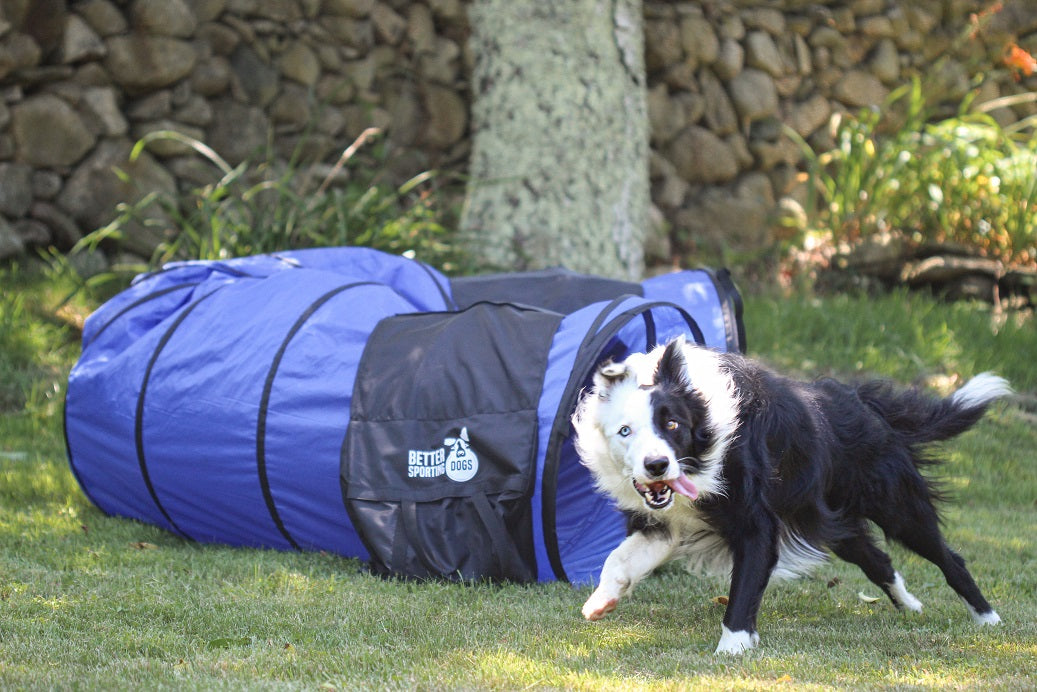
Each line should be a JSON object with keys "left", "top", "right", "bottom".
{"left": 2, "top": 262, "right": 1035, "bottom": 689}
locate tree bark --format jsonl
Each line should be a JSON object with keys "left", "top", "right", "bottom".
{"left": 461, "top": 0, "right": 648, "bottom": 281}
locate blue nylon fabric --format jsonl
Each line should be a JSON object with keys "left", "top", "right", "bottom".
{"left": 273, "top": 248, "right": 456, "bottom": 312}
{"left": 261, "top": 282, "right": 420, "bottom": 556}
{"left": 642, "top": 269, "right": 728, "bottom": 350}
{"left": 530, "top": 302, "right": 602, "bottom": 582}
{"left": 81, "top": 254, "right": 300, "bottom": 348}
{"left": 136, "top": 272, "right": 403, "bottom": 549}
{"left": 67, "top": 248, "right": 450, "bottom": 554}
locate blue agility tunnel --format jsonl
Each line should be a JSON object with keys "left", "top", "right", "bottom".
{"left": 65, "top": 247, "right": 744, "bottom": 585}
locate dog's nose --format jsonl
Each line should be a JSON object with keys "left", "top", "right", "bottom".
{"left": 643, "top": 456, "right": 669, "bottom": 478}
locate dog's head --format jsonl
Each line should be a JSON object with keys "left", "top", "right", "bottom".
{"left": 572, "top": 337, "right": 739, "bottom": 513}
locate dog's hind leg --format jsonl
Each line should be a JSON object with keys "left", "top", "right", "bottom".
{"left": 884, "top": 515, "right": 1001, "bottom": 625}
{"left": 582, "top": 529, "right": 675, "bottom": 621}
{"left": 831, "top": 524, "right": 923, "bottom": 612}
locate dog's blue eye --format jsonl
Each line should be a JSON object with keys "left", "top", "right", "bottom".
{"left": 618, "top": 425, "right": 631, "bottom": 437}
{"left": 665, "top": 419, "right": 679, "bottom": 431}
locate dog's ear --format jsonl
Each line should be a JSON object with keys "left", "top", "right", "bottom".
{"left": 657, "top": 337, "right": 692, "bottom": 392}
{"left": 593, "top": 359, "right": 632, "bottom": 393}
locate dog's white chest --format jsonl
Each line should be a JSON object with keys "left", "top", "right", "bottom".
{"left": 665, "top": 507, "right": 827, "bottom": 580}
{"left": 668, "top": 509, "right": 734, "bottom": 577}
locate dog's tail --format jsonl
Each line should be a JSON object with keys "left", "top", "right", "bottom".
{"left": 950, "top": 372, "right": 1013, "bottom": 411}
{"left": 859, "top": 373, "right": 1012, "bottom": 446}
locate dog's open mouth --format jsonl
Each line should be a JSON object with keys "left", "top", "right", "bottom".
{"left": 634, "top": 480, "right": 673, "bottom": 509}
{"left": 633, "top": 477, "right": 698, "bottom": 509}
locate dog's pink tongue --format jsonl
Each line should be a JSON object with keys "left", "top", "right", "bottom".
{"left": 668, "top": 475, "right": 699, "bottom": 501}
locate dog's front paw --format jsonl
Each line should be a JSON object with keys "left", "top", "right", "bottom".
{"left": 714, "top": 626, "right": 760, "bottom": 655}
{"left": 582, "top": 588, "right": 619, "bottom": 621}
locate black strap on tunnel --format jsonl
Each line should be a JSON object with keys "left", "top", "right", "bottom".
{"left": 470, "top": 491, "right": 531, "bottom": 580}
{"left": 387, "top": 493, "right": 530, "bottom": 581}
{"left": 88, "top": 282, "right": 200, "bottom": 348}
{"left": 135, "top": 290, "right": 226, "bottom": 540}
{"left": 714, "top": 267, "right": 747, "bottom": 353}
{"left": 580, "top": 294, "right": 635, "bottom": 344}
{"left": 67, "top": 281, "right": 199, "bottom": 504}
{"left": 256, "top": 281, "right": 383, "bottom": 551}
{"left": 541, "top": 299, "right": 705, "bottom": 582}
{"left": 412, "top": 258, "right": 458, "bottom": 310}
{"left": 641, "top": 311, "right": 656, "bottom": 350}
{"left": 395, "top": 500, "right": 454, "bottom": 576}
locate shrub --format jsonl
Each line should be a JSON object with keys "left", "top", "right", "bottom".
{"left": 790, "top": 77, "right": 1037, "bottom": 268}
{"left": 78, "top": 128, "right": 469, "bottom": 281}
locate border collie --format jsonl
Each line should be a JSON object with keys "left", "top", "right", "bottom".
{"left": 572, "top": 337, "right": 1009, "bottom": 654}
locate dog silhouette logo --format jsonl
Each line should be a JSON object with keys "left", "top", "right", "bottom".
{"left": 406, "top": 427, "right": 479, "bottom": 482}
{"left": 444, "top": 427, "right": 479, "bottom": 482}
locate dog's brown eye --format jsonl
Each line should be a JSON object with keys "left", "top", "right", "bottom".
{"left": 665, "top": 420, "right": 679, "bottom": 431}
{"left": 618, "top": 425, "right": 632, "bottom": 437}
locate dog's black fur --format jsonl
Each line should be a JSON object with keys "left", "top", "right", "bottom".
{"left": 575, "top": 337, "right": 1007, "bottom": 653}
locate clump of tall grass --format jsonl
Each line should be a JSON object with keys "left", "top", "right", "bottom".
{"left": 77, "top": 128, "right": 468, "bottom": 282}
{"left": 789, "top": 77, "right": 1037, "bottom": 268}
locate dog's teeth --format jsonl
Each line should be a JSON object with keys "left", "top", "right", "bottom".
{"left": 632, "top": 479, "right": 674, "bottom": 509}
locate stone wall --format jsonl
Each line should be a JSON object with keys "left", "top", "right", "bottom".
{"left": 645, "top": 0, "right": 1037, "bottom": 267}
{"left": 1, "top": 0, "right": 1035, "bottom": 271}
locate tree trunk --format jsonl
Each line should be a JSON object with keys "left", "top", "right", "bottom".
{"left": 461, "top": 0, "right": 648, "bottom": 281}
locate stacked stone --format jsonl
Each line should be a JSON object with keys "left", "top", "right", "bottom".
{"left": 0, "top": 0, "right": 470, "bottom": 263}
{"left": 644, "top": 0, "right": 1037, "bottom": 265}
{"left": 1, "top": 0, "right": 1035, "bottom": 269}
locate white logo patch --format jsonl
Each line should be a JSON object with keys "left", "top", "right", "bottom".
{"left": 407, "top": 426, "right": 479, "bottom": 482}
{"left": 444, "top": 427, "right": 479, "bottom": 482}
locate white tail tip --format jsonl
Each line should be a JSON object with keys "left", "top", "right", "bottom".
{"left": 952, "top": 372, "right": 1012, "bottom": 409}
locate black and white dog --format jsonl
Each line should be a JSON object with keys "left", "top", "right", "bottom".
{"left": 572, "top": 337, "right": 1009, "bottom": 654}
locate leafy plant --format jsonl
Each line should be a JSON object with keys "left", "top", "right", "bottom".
{"left": 789, "top": 76, "right": 1037, "bottom": 267}
{"left": 76, "top": 128, "right": 469, "bottom": 282}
